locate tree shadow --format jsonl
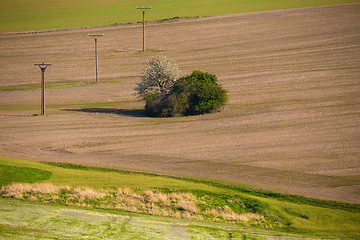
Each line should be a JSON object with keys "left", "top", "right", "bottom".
{"left": 64, "top": 108, "right": 147, "bottom": 118}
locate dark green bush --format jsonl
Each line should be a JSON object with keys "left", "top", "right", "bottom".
{"left": 145, "top": 94, "right": 177, "bottom": 117}
{"left": 145, "top": 71, "right": 227, "bottom": 117}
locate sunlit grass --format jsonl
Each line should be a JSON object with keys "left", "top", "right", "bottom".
{"left": 0, "top": 0, "right": 358, "bottom": 32}
{"left": 0, "top": 156, "right": 359, "bottom": 239}
{"left": 0, "top": 157, "right": 228, "bottom": 193}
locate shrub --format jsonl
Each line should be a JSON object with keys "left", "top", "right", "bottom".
{"left": 144, "top": 93, "right": 178, "bottom": 117}
{"left": 174, "top": 71, "right": 228, "bottom": 115}
{"left": 134, "top": 55, "right": 181, "bottom": 100}
{"left": 146, "top": 71, "right": 227, "bottom": 117}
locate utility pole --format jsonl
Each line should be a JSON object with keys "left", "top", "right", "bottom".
{"left": 34, "top": 63, "right": 52, "bottom": 115}
{"left": 88, "top": 34, "right": 104, "bottom": 82}
{"left": 137, "top": 7, "right": 151, "bottom": 52}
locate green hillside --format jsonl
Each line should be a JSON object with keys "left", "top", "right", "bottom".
{"left": 0, "top": 0, "right": 359, "bottom": 33}
{"left": 1, "top": 157, "right": 359, "bottom": 239}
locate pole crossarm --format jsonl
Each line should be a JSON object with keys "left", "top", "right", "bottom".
{"left": 88, "top": 34, "right": 104, "bottom": 39}
{"left": 34, "top": 63, "right": 52, "bottom": 71}
{"left": 137, "top": 7, "right": 151, "bottom": 10}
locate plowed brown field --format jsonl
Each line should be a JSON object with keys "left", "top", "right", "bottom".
{"left": 1, "top": 4, "right": 359, "bottom": 203}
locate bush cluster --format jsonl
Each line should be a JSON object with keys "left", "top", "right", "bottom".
{"left": 145, "top": 71, "right": 227, "bottom": 117}
{"left": 135, "top": 56, "right": 227, "bottom": 117}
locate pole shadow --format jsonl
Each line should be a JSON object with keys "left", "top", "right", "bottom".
{"left": 63, "top": 108, "right": 147, "bottom": 118}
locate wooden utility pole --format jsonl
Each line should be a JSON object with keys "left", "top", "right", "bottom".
{"left": 34, "top": 63, "right": 52, "bottom": 115}
{"left": 137, "top": 7, "right": 151, "bottom": 52}
{"left": 88, "top": 34, "right": 104, "bottom": 82}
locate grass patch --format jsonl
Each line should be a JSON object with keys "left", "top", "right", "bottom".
{"left": 146, "top": 49, "right": 164, "bottom": 53}
{"left": 0, "top": 82, "right": 86, "bottom": 91}
{"left": 155, "top": 16, "right": 200, "bottom": 23}
{"left": 0, "top": 80, "right": 122, "bottom": 91}
{"left": 268, "top": 124, "right": 300, "bottom": 130}
{"left": 266, "top": 199, "right": 360, "bottom": 234}
{"left": 156, "top": 16, "right": 182, "bottom": 22}
{"left": 0, "top": 165, "right": 52, "bottom": 187}
{"left": 45, "top": 162, "right": 107, "bottom": 171}
{"left": 231, "top": 186, "right": 360, "bottom": 213}
{"left": 0, "top": 0, "right": 358, "bottom": 33}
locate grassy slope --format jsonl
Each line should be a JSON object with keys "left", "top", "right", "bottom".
{"left": 1, "top": 157, "right": 359, "bottom": 239}
{"left": 0, "top": 0, "right": 359, "bottom": 33}
{"left": 0, "top": 198, "right": 302, "bottom": 240}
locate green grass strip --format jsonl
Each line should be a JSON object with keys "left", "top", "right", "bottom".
{"left": 0, "top": 80, "right": 122, "bottom": 91}
{"left": 0, "top": 0, "right": 359, "bottom": 33}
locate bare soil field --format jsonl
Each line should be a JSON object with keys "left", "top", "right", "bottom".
{"left": 0, "top": 4, "right": 359, "bottom": 203}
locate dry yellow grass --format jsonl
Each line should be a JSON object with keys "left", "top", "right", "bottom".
{"left": 0, "top": 4, "right": 359, "bottom": 203}
{"left": 1, "top": 182, "right": 260, "bottom": 223}
{"left": 175, "top": 200, "right": 198, "bottom": 213}
{"left": 74, "top": 187, "right": 106, "bottom": 200}
{"left": 1, "top": 182, "right": 59, "bottom": 198}
{"left": 117, "top": 187, "right": 131, "bottom": 195}
{"left": 219, "top": 206, "right": 263, "bottom": 222}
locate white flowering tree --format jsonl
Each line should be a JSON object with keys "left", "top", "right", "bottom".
{"left": 135, "top": 56, "right": 181, "bottom": 100}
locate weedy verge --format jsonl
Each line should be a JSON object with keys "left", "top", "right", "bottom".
{"left": 1, "top": 182, "right": 274, "bottom": 227}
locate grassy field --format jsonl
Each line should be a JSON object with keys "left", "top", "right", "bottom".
{"left": 0, "top": 0, "right": 359, "bottom": 33}
{"left": 1, "top": 157, "right": 359, "bottom": 239}
{"left": 0, "top": 198, "right": 321, "bottom": 240}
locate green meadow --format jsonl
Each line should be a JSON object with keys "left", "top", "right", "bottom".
{"left": 1, "top": 157, "right": 359, "bottom": 239}
{"left": 0, "top": 0, "right": 359, "bottom": 33}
